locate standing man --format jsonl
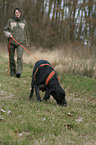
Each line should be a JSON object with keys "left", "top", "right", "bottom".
{"left": 4, "top": 8, "right": 29, "bottom": 78}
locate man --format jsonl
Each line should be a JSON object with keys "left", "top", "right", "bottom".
{"left": 4, "top": 8, "right": 29, "bottom": 78}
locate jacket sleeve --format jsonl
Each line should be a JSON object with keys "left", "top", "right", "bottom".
{"left": 24, "top": 20, "right": 30, "bottom": 47}
{"left": 4, "top": 19, "right": 12, "bottom": 38}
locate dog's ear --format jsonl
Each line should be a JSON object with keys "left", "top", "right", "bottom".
{"left": 54, "top": 86, "right": 65, "bottom": 98}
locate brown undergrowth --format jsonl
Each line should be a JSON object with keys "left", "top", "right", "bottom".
{"left": 0, "top": 43, "right": 96, "bottom": 79}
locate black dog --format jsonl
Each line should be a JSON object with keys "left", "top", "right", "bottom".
{"left": 29, "top": 60, "right": 67, "bottom": 106}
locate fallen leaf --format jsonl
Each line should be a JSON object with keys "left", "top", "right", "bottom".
{"left": 68, "top": 140, "right": 74, "bottom": 144}
{"left": 75, "top": 117, "right": 83, "bottom": 122}
{"left": 68, "top": 112, "right": 73, "bottom": 117}
{"left": 42, "top": 118, "right": 46, "bottom": 121}
{"left": 19, "top": 133, "right": 23, "bottom": 136}
{"left": 7, "top": 110, "right": 11, "bottom": 114}
{"left": 1, "top": 109, "right": 6, "bottom": 113}
{"left": 64, "top": 123, "right": 73, "bottom": 129}
{"left": 0, "top": 118, "right": 4, "bottom": 121}
{"left": 18, "top": 131, "right": 30, "bottom": 137}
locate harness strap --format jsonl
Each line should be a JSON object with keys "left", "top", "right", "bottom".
{"left": 40, "top": 64, "right": 52, "bottom": 67}
{"left": 34, "top": 63, "right": 59, "bottom": 85}
{"left": 34, "top": 64, "right": 52, "bottom": 81}
{"left": 45, "top": 70, "right": 55, "bottom": 85}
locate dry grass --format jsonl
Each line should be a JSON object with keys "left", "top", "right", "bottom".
{"left": 23, "top": 44, "right": 96, "bottom": 79}
{"left": 0, "top": 43, "right": 96, "bottom": 79}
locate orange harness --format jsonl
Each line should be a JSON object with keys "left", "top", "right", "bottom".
{"left": 34, "top": 64, "right": 59, "bottom": 85}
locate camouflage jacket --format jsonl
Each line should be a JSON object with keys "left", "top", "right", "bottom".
{"left": 4, "top": 16, "right": 29, "bottom": 46}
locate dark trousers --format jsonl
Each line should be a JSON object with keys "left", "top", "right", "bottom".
{"left": 8, "top": 43, "right": 24, "bottom": 76}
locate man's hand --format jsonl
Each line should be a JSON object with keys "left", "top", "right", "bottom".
{"left": 26, "top": 42, "right": 29, "bottom": 47}
{"left": 9, "top": 34, "right": 12, "bottom": 38}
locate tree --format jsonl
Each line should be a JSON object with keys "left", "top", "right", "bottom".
{"left": 1, "top": 0, "right": 96, "bottom": 47}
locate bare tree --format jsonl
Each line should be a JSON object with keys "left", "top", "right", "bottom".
{"left": 1, "top": 0, "right": 96, "bottom": 47}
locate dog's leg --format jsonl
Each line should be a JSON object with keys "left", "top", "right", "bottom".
{"left": 35, "top": 85, "right": 41, "bottom": 102}
{"left": 29, "top": 78, "right": 34, "bottom": 99}
{"left": 29, "top": 88, "right": 34, "bottom": 99}
{"left": 43, "top": 89, "right": 51, "bottom": 100}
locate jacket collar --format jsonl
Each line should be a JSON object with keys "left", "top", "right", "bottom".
{"left": 11, "top": 15, "right": 23, "bottom": 21}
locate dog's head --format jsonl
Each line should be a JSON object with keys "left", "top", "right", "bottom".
{"left": 51, "top": 86, "right": 67, "bottom": 107}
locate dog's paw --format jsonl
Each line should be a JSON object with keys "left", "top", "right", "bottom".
{"left": 37, "top": 100, "right": 42, "bottom": 102}
{"left": 29, "top": 96, "right": 32, "bottom": 99}
{"left": 63, "top": 103, "right": 67, "bottom": 107}
{"left": 42, "top": 98, "right": 47, "bottom": 101}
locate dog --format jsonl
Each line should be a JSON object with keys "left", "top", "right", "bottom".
{"left": 29, "top": 60, "right": 67, "bottom": 107}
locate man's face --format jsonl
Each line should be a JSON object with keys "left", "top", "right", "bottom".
{"left": 15, "top": 10, "right": 21, "bottom": 18}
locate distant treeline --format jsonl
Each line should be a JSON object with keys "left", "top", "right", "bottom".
{"left": 0, "top": 0, "right": 96, "bottom": 48}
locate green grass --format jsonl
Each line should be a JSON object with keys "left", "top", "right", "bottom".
{"left": 0, "top": 55, "right": 96, "bottom": 145}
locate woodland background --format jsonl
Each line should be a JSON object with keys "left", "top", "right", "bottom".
{"left": 0, "top": 0, "right": 96, "bottom": 79}
{"left": 0, "top": 0, "right": 96, "bottom": 48}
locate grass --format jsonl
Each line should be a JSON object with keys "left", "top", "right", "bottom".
{"left": 0, "top": 51, "right": 96, "bottom": 145}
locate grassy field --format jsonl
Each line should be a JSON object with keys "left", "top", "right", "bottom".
{"left": 0, "top": 51, "right": 96, "bottom": 144}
